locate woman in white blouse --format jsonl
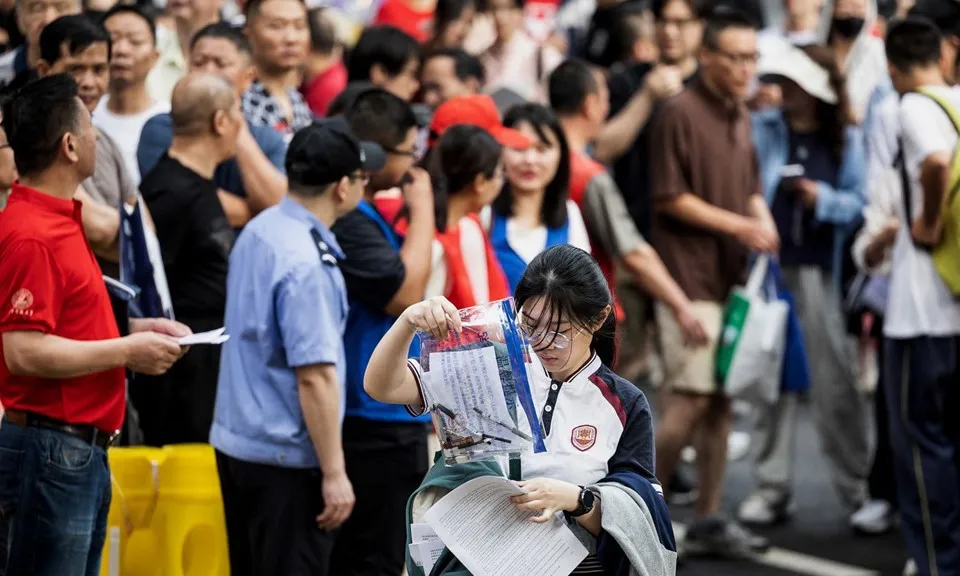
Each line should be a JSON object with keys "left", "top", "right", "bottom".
{"left": 477, "top": 0, "right": 563, "bottom": 103}
{"left": 483, "top": 103, "right": 591, "bottom": 293}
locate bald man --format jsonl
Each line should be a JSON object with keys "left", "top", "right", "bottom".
{"left": 133, "top": 74, "right": 245, "bottom": 446}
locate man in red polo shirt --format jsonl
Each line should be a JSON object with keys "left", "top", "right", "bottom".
{"left": 0, "top": 74, "right": 187, "bottom": 575}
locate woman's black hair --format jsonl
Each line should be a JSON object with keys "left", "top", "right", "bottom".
{"left": 478, "top": 0, "right": 522, "bottom": 11}
{"left": 514, "top": 245, "right": 618, "bottom": 367}
{"left": 799, "top": 45, "right": 852, "bottom": 163}
{"left": 430, "top": 0, "right": 475, "bottom": 48}
{"left": 424, "top": 124, "right": 503, "bottom": 233}
{"left": 493, "top": 104, "right": 570, "bottom": 229}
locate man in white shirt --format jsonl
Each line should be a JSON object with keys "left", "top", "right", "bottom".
{"left": 97, "top": 5, "right": 171, "bottom": 186}
{"left": 148, "top": 0, "right": 224, "bottom": 102}
{"left": 884, "top": 17, "right": 960, "bottom": 575}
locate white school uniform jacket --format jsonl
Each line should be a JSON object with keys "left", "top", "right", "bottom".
{"left": 407, "top": 351, "right": 677, "bottom": 575}
{"left": 407, "top": 352, "right": 661, "bottom": 490}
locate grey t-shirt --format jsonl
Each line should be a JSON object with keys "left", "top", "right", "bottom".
{"left": 83, "top": 129, "right": 137, "bottom": 278}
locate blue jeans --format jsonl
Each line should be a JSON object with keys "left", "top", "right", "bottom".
{"left": 0, "top": 422, "right": 112, "bottom": 576}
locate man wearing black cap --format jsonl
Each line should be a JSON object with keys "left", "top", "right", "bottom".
{"left": 210, "top": 116, "right": 386, "bottom": 576}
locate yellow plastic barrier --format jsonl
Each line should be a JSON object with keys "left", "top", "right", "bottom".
{"left": 100, "top": 444, "right": 230, "bottom": 576}
{"left": 155, "top": 444, "right": 230, "bottom": 576}
{"left": 100, "top": 447, "right": 165, "bottom": 576}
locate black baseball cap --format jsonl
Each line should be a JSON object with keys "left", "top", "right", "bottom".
{"left": 285, "top": 117, "right": 386, "bottom": 188}
{"left": 910, "top": 0, "right": 960, "bottom": 37}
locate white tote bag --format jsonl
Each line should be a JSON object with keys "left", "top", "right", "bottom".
{"left": 724, "top": 255, "right": 789, "bottom": 405}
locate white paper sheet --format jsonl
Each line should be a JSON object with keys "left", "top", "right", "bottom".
{"left": 410, "top": 523, "right": 443, "bottom": 574}
{"left": 413, "top": 541, "right": 445, "bottom": 574}
{"left": 412, "top": 523, "right": 441, "bottom": 543}
{"left": 178, "top": 327, "right": 229, "bottom": 346}
{"left": 409, "top": 544, "right": 422, "bottom": 567}
{"left": 424, "top": 477, "right": 588, "bottom": 576}
{"left": 427, "top": 348, "right": 518, "bottom": 443}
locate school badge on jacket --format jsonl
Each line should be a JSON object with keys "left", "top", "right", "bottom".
{"left": 571, "top": 424, "right": 597, "bottom": 451}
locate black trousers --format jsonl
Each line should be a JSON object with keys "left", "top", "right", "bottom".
{"left": 130, "top": 316, "right": 223, "bottom": 446}
{"left": 868, "top": 342, "right": 898, "bottom": 506}
{"left": 216, "top": 451, "right": 336, "bottom": 576}
{"left": 883, "top": 336, "right": 960, "bottom": 574}
{"left": 329, "top": 418, "right": 429, "bottom": 576}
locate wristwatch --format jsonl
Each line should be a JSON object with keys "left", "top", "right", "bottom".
{"left": 569, "top": 486, "right": 599, "bottom": 518}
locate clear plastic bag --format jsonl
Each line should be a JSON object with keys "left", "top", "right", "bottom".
{"left": 417, "top": 298, "right": 547, "bottom": 465}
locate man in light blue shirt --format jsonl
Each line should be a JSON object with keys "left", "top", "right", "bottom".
{"left": 210, "top": 117, "right": 385, "bottom": 576}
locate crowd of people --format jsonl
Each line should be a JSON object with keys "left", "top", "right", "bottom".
{"left": 0, "top": 0, "right": 959, "bottom": 574}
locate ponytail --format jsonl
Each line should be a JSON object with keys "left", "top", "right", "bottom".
{"left": 592, "top": 308, "right": 619, "bottom": 368}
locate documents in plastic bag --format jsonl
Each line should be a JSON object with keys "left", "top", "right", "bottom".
{"left": 424, "top": 477, "right": 588, "bottom": 576}
{"left": 417, "top": 298, "right": 547, "bottom": 465}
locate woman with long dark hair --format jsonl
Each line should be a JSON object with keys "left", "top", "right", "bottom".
{"left": 428, "top": 0, "right": 477, "bottom": 50}
{"left": 365, "top": 244, "right": 675, "bottom": 574}
{"left": 485, "top": 103, "right": 590, "bottom": 293}
{"left": 740, "top": 42, "right": 869, "bottom": 526}
{"left": 420, "top": 124, "right": 511, "bottom": 308}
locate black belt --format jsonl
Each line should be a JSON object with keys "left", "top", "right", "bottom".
{"left": 3, "top": 409, "right": 119, "bottom": 449}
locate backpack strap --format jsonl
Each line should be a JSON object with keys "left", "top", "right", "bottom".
{"left": 917, "top": 87, "right": 960, "bottom": 206}
{"left": 536, "top": 44, "right": 545, "bottom": 82}
{"left": 916, "top": 86, "right": 960, "bottom": 132}
{"left": 896, "top": 135, "right": 915, "bottom": 233}
{"left": 896, "top": 88, "right": 960, "bottom": 251}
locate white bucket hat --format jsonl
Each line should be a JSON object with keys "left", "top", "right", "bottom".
{"left": 757, "top": 38, "right": 838, "bottom": 104}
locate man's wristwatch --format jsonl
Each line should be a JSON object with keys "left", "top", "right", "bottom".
{"left": 569, "top": 486, "right": 599, "bottom": 518}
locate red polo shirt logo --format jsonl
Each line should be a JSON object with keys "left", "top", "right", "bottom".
{"left": 11, "top": 288, "right": 32, "bottom": 310}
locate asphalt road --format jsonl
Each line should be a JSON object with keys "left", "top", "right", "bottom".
{"left": 666, "top": 401, "right": 908, "bottom": 576}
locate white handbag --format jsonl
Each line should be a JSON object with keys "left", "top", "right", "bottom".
{"left": 722, "top": 256, "right": 789, "bottom": 405}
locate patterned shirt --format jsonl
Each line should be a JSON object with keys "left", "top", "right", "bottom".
{"left": 242, "top": 80, "right": 313, "bottom": 141}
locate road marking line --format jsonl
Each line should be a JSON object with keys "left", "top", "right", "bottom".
{"left": 674, "top": 523, "right": 881, "bottom": 576}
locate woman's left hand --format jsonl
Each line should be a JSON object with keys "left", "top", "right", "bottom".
{"left": 510, "top": 478, "right": 581, "bottom": 523}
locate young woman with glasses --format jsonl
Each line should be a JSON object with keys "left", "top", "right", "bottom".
{"left": 364, "top": 244, "right": 676, "bottom": 574}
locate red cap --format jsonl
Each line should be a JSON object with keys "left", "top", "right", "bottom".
{"left": 428, "top": 95, "right": 532, "bottom": 149}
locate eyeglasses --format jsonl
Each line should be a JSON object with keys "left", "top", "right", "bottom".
{"left": 709, "top": 48, "right": 760, "bottom": 67}
{"left": 382, "top": 145, "right": 418, "bottom": 158}
{"left": 518, "top": 323, "right": 584, "bottom": 351}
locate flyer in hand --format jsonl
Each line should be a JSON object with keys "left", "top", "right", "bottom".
{"left": 417, "top": 298, "right": 547, "bottom": 465}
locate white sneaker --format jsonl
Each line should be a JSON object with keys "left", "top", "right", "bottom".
{"left": 850, "top": 499, "right": 893, "bottom": 535}
{"left": 738, "top": 490, "right": 791, "bottom": 525}
{"left": 728, "top": 431, "right": 752, "bottom": 462}
{"left": 679, "top": 431, "right": 752, "bottom": 465}
{"left": 903, "top": 559, "right": 917, "bottom": 576}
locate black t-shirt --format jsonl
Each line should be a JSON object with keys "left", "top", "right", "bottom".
{"left": 331, "top": 206, "right": 406, "bottom": 312}
{"left": 607, "top": 63, "right": 697, "bottom": 237}
{"left": 140, "top": 154, "right": 234, "bottom": 319}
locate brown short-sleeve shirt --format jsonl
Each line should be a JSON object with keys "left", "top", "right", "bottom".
{"left": 649, "top": 79, "right": 758, "bottom": 302}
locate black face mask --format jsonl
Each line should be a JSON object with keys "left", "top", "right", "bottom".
{"left": 832, "top": 17, "right": 865, "bottom": 39}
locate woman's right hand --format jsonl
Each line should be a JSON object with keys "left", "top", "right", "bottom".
{"left": 401, "top": 297, "right": 463, "bottom": 340}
